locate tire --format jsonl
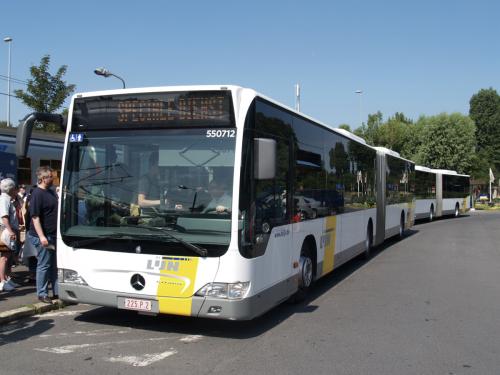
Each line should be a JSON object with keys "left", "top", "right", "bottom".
{"left": 399, "top": 212, "right": 405, "bottom": 239}
{"left": 454, "top": 203, "right": 460, "bottom": 217}
{"left": 429, "top": 205, "right": 434, "bottom": 222}
{"left": 292, "top": 242, "right": 315, "bottom": 302}
{"left": 364, "top": 222, "right": 373, "bottom": 258}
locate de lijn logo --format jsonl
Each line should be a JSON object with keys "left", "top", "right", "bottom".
{"left": 130, "top": 274, "right": 146, "bottom": 291}
{"left": 147, "top": 258, "right": 181, "bottom": 272}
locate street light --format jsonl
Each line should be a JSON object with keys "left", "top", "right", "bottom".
{"left": 355, "top": 90, "right": 363, "bottom": 128}
{"left": 4, "top": 37, "right": 12, "bottom": 127}
{"left": 94, "top": 67, "right": 126, "bottom": 89}
{"left": 295, "top": 83, "right": 301, "bottom": 112}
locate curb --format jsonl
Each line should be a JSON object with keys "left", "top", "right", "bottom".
{"left": 0, "top": 300, "right": 66, "bottom": 325}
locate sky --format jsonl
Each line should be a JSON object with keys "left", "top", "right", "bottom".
{"left": 1, "top": 0, "right": 499, "bottom": 129}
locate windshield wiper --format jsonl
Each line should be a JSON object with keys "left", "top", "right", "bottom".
{"left": 68, "top": 233, "right": 129, "bottom": 248}
{"left": 117, "top": 224, "right": 208, "bottom": 257}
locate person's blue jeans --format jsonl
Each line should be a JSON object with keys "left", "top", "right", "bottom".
{"left": 28, "top": 233, "right": 58, "bottom": 298}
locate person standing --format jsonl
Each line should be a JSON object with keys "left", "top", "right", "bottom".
{"left": 27, "top": 166, "right": 59, "bottom": 304}
{"left": 0, "top": 178, "right": 20, "bottom": 292}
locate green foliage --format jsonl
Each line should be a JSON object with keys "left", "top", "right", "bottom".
{"left": 468, "top": 88, "right": 500, "bottom": 179}
{"left": 376, "top": 116, "right": 411, "bottom": 154}
{"left": 0, "top": 121, "right": 8, "bottom": 128}
{"left": 354, "top": 111, "right": 415, "bottom": 155}
{"left": 469, "top": 88, "right": 500, "bottom": 150}
{"left": 411, "top": 113, "right": 476, "bottom": 174}
{"left": 354, "top": 110, "right": 477, "bottom": 176}
{"left": 354, "top": 111, "right": 383, "bottom": 145}
{"left": 14, "top": 55, "right": 75, "bottom": 133}
{"left": 338, "top": 124, "right": 351, "bottom": 131}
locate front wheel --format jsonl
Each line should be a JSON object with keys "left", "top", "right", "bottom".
{"left": 454, "top": 203, "right": 460, "bottom": 217}
{"left": 429, "top": 205, "right": 434, "bottom": 222}
{"left": 291, "top": 243, "right": 314, "bottom": 303}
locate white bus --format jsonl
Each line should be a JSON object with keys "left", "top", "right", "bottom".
{"left": 17, "top": 85, "right": 415, "bottom": 320}
{"left": 414, "top": 165, "right": 437, "bottom": 221}
{"left": 433, "top": 169, "right": 471, "bottom": 217}
{"left": 414, "top": 166, "right": 470, "bottom": 220}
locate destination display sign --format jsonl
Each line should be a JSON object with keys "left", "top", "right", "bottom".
{"left": 72, "top": 91, "right": 235, "bottom": 130}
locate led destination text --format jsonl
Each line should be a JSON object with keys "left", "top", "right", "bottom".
{"left": 117, "top": 96, "right": 227, "bottom": 124}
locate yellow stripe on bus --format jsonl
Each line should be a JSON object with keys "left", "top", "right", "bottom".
{"left": 157, "top": 257, "right": 199, "bottom": 316}
{"left": 322, "top": 216, "right": 337, "bottom": 275}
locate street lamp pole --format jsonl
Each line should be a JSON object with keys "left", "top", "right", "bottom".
{"left": 295, "top": 83, "right": 300, "bottom": 112}
{"left": 4, "top": 37, "right": 12, "bottom": 127}
{"left": 355, "top": 90, "right": 363, "bottom": 128}
{"left": 94, "top": 67, "right": 126, "bottom": 89}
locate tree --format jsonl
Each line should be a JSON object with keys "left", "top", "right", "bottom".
{"left": 354, "top": 111, "right": 383, "bottom": 145}
{"left": 14, "top": 55, "right": 75, "bottom": 133}
{"left": 0, "top": 121, "right": 8, "bottom": 129}
{"left": 412, "top": 113, "right": 476, "bottom": 174}
{"left": 376, "top": 113, "right": 413, "bottom": 154}
{"left": 338, "top": 124, "right": 351, "bottom": 132}
{"left": 469, "top": 88, "right": 500, "bottom": 150}
{"left": 469, "top": 88, "right": 500, "bottom": 178}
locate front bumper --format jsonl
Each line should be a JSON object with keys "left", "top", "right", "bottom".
{"left": 59, "top": 279, "right": 290, "bottom": 320}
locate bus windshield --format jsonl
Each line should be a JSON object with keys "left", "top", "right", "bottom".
{"left": 61, "top": 128, "right": 236, "bottom": 256}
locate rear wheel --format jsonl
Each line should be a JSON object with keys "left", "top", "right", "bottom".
{"left": 429, "top": 205, "right": 434, "bottom": 222}
{"left": 399, "top": 212, "right": 405, "bottom": 239}
{"left": 364, "top": 222, "right": 373, "bottom": 258}
{"left": 454, "top": 203, "right": 460, "bottom": 217}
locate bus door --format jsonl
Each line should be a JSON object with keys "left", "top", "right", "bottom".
{"left": 253, "top": 136, "right": 293, "bottom": 284}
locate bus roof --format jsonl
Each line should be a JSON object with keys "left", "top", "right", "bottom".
{"left": 71, "top": 85, "right": 372, "bottom": 147}
{"left": 415, "top": 165, "right": 434, "bottom": 173}
{"left": 431, "top": 169, "right": 470, "bottom": 178}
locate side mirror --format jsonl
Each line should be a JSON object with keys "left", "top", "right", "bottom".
{"left": 16, "top": 112, "right": 65, "bottom": 158}
{"left": 254, "top": 138, "right": 276, "bottom": 180}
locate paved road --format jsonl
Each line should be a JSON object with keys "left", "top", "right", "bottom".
{"left": 1, "top": 211, "right": 500, "bottom": 375}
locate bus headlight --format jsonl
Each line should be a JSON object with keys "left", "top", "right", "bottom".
{"left": 58, "top": 269, "right": 88, "bottom": 285}
{"left": 195, "top": 282, "right": 250, "bottom": 300}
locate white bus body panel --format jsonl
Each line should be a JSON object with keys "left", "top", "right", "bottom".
{"left": 57, "top": 242, "right": 220, "bottom": 296}
{"left": 415, "top": 199, "right": 436, "bottom": 220}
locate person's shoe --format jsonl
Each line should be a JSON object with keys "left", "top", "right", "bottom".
{"left": 0, "top": 281, "right": 15, "bottom": 292}
{"left": 6, "top": 278, "right": 20, "bottom": 288}
{"left": 38, "top": 296, "right": 53, "bottom": 304}
{"left": 52, "top": 295, "right": 59, "bottom": 300}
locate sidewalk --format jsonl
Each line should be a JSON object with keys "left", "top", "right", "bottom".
{"left": 0, "top": 264, "right": 65, "bottom": 325}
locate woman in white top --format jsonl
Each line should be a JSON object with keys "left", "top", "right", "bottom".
{"left": 0, "top": 178, "right": 20, "bottom": 291}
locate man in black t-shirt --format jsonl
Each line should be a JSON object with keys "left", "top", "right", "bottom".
{"left": 28, "top": 166, "right": 59, "bottom": 304}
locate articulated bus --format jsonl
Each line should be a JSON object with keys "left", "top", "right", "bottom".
{"left": 415, "top": 166, "right": 470, "bottom": 221}
{"left": 17, "top": 85, "right": 415, "bottom": 320}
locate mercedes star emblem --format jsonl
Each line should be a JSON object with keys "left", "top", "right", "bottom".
{"left": 131, "top": 274, "right": 145, "bottom": 291}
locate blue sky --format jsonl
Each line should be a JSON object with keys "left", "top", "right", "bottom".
{"left": 1, "top": 0, "right": 499, "bottom": 128}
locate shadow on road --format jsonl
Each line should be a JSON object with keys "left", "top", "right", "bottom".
{"left": 74, "top": 229, "right": 419, "bottom": 339}
{"left": 0, "top": 317, "right": 55, "bottom": 347}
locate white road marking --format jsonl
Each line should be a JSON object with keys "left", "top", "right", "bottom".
{"left": 106, "top": 350, "right": 178, "bottom": 367}
{"left": 39, "top": 328, "right": 131, "bottom": 339}
{"left": 179, "top": 334, "right": 203, "bottom": 343}
{"left": 34, "top": 337, "right": 170, "bottom": 354}
{"left": 34, "top": 309, "right": 91, "bottom": 318}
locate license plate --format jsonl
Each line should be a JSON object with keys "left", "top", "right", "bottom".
{"left": 123, "top": 298, "right": 152, "bottom": 312}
